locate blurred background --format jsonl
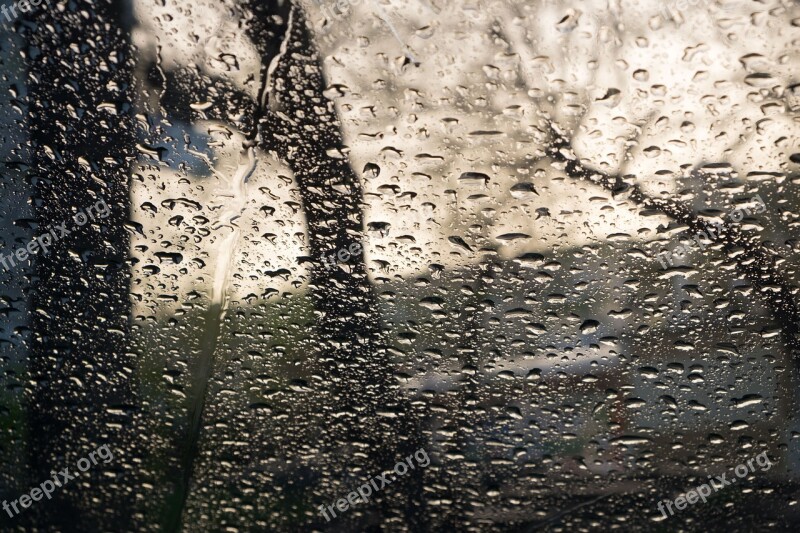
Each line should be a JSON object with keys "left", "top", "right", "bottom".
{"left": 0, "top": 0, "right": 799, "bottom": 530}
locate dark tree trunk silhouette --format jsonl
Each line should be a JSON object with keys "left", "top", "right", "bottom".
{"left": 251, "top": 2, "right": 427, "bottom": 530}
{"left": 25, "top": 0, "right": 140, "bottom": 529}
{"left": 167, "top": 2, "right": 427, "bottom": 530}
{"left": 254, "top": 5, "right": 424, "bottom": 529}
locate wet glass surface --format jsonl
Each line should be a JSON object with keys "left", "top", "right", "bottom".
{"left": 1, "top": 0, "right": 799, "bottom": 530}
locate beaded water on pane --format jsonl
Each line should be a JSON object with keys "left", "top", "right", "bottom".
{"left": 0, "top": 0, "right": 798, "bottom": 531}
